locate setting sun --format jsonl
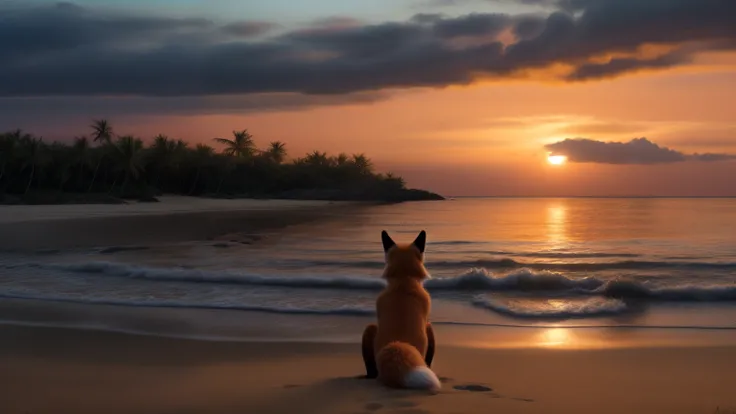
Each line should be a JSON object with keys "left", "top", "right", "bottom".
{"left": 547, "top": 154, "right": 568, "bottom": 166}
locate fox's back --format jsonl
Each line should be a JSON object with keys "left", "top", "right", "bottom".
{"left": 375, "top": 283, "right": 430, "bottom": 353}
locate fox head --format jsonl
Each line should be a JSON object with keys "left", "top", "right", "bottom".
{"left": 381, "top": 230, "right": 430, "bottom": 281}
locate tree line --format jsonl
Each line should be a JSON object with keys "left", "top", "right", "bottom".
{"left": 0, "top": 120, "right": 433, "bottom": 203}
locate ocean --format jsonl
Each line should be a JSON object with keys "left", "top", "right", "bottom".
{"left": 2, "top": 198, "right": 736, "bottom": 342}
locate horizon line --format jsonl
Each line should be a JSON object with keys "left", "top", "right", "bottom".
{"left": 443, "top": 196, "right": 736, "bottom": 199}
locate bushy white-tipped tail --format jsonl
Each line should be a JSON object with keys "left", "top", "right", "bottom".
{"left": 403, "top": 366, "right": 441, "bottom": 391}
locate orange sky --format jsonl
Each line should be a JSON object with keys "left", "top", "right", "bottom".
{"left": 111, "top": 52, "right": 736, "bottom": 196}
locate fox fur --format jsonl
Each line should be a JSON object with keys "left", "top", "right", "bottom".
{"left": 361, "top": 230, "right": 440, "bottom": 391}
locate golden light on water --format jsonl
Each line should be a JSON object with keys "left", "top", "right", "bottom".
{"left": 547, "top": 154, "right": 567, "bottom": 165}
{"left": 546, "top": 203, "right": 569, "bottom": 247}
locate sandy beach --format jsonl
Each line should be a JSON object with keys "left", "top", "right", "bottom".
{"left": 1, "top": 323, "right": 735, "bottom": 414}
{"left": 0, "top": 196, "right": 358, "bottom": 251}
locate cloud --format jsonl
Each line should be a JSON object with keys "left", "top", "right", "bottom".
{"left": 422, "top": 0, "right": 560, "bottom": 8}
{"left": 431, "top": 13, "right": 512, "bottom": 39}
{"left": 0, "top": 92, "right": 389, "bottom": 123}
{"left": 545, "top": 138, "right": 736, "bottom": 164}
{"left": 0, "top": 1, "right": 735, "bottom": 97}
{"left": 566, "top": 50, "right": 693, "bottom": 81}
{"left": 221, "top": 21, "right": 278, "bottom": 37}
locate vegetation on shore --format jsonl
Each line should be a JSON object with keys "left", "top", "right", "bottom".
{"left": 0, "top": 120, "right": 443, "bottom": 204}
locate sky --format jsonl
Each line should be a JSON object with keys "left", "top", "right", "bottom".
{"left": 1, "top": 0, "right": 735, "bottom": 196}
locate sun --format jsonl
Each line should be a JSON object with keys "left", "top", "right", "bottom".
{"left": 547, "top": 154, "right": 567, "bottom": 166}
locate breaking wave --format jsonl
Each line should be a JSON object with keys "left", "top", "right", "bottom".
{"left": 471, "top": 295, "right": 629, "bottom": 319}
{"left": 3, "top": 261, "right": 735, "bottom": 302}
{"left": 267, "top": 257, "right": 736, "bottom": 271}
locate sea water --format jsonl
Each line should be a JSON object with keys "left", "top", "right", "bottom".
{"left": 2, "top": 198, "right": 736, "bottom": 342}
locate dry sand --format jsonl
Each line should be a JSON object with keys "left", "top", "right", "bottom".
{"left": 1, "top": 324, "right": 735, "bottom": 414}
{"left": 0, "top": 196, "right": 360, "bottom": 251}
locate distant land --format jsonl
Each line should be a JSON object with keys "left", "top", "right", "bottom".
{"left": 0, "top": 121, "right": 444, "bottom": 205}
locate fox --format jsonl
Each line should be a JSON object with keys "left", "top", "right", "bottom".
{"left": 361, "top": 230, "right": 440, "bottom": 391}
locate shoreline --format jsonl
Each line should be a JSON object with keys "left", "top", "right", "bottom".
{"left": 1, "top": 323, "right": 735, "bottom": 414}
{"left": 0, "top": 187, "right": 445, "bottom": 206}
{"left": 0, "top": 196, "right": 366, "bottom": 251}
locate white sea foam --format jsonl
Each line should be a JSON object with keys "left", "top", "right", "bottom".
{"left": 472, "top": 295, "right": 629, "bottom": 319}
{"left": 3, "top": 261, "right": 736, "bottom": 301}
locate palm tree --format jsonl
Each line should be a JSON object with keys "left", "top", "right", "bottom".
{"left": 168, "top": 139, "right": 190, "bottom": 182}
{"left": 265, "top": 141, "right": 287, "bottom": 164}
{"left": 19, "top": 136, "right": 48, "bottom": 194}
{"left": 188, "top": 144, "right": 214, "bottom": 195}
{"left": 334, "top": 153, "right": 350, "bottom": 167}
{"left": 384, "top": 172, "right": 406, "bottom": 190}
{"left": 0, "top": 124, "right": 414, "bottom": 202}
{"left": 351, "top": 153, "right": 373, "bottom": 174}
{"left": 213, "top": 130, "right": 256, "bottom": 158}
{"left": 153, "top": 134, "right": 169, "bottom": 144}
{"left": 90, "top": 119, "right": 113, "bottom": 144}
{"left": 148, "top": 134, "right": 177, "bottom": 188}
{"left": 111, "top": 135, "right": 145, "bottom": 194}
{"left": 88, "top": 119, "right": 114, "bottom": 192}
{"left": 174, "top": 139, "right": 189, "bottom": 152}
{"left": 305, "top": 150, "right": 330, "bottom": 167}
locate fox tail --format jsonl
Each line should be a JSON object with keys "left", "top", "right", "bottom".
{"left": 376, "top": 341, "right": 440, "bottom": 391}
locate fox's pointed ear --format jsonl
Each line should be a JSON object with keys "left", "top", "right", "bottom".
{"left": 381, "top": 230, "right": 396, "bottom": 252}
{"left": 412, "top": 230, "right": 427, "bottom": 254}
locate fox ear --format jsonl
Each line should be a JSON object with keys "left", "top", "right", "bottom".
{"left": 381, "top": 230, "right": 396, "bottom": 252}
{"left": 412, "top": 230, "right": 427, "bottom": 254}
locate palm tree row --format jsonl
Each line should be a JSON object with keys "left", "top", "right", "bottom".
{"left": 0, "top": 120, "right": 411, "bottom": 203}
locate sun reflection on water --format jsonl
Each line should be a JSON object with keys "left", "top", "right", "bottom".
{"left": 546, "top": 202, "right": 569, "bottom": 249}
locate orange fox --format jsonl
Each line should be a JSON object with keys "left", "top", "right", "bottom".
{"left": 361, "top": 230, "right": 440, "bottom": 391}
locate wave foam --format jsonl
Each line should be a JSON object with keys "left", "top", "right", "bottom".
{"left": 599, "top": 280, "right": 736, "bottom": 301}
{"left": 472, "top": 295, "right": 629, "bottom": 319}
{"left": 424, "top": 267, "right": 604, "bottom": 291}
{"left": 266, "top": 257, "right": 736, "bottom": 271}
{"left": 4, "top": 261, "right": 736, "bottom": 302}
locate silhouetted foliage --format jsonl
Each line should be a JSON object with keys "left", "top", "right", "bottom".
{"left": 0, "top": 121, "right": 443, "bottom": 204}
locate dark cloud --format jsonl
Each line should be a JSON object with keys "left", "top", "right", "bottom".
{"left": 545, "top": 138, "right": 736, "bottom": 165}
{"left": 0, "top": 2, "right": 213, "bottom": 61}
{"left": 0, "top": 1, "right": 735, "bottom": 97}
{"left": 566, "top": 50, "right": 692, "bottom": 81}
{"left": 422, "top": 0, "right": 560, "bottom": 8}
{"left": 0, "top": 92, "right": 391, "bottom": 139}
{"left": 296, "top": 16, "right": 364, "bottom": 35}
{"left": 410, "top": 13, "right": 446, "bottom": 24}
{"left": 691, "top": 153, "right": 736, "bottom": 162}
{"left": 432, "top": 13, "right": 512, "bottom": 38}
{"left": 0, "top": 92, "right": 388, "bottom": 120}
{"left": 221, "top": 21, "right": 277, "bottom": 37}
{"left": 512, "top": 15, "right": 547, "bottom": 40}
